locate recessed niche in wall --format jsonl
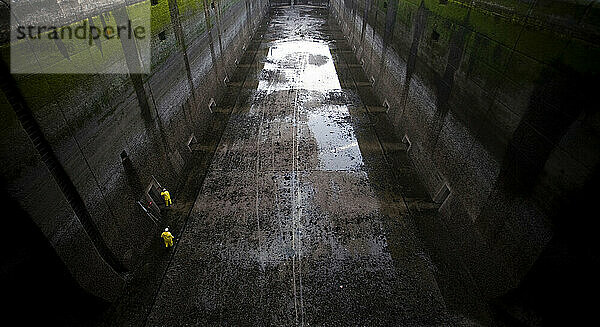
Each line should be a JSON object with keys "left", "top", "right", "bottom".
{"left": 402, "top": 134, "right": 412, "bottom": 152}
{"left": 431, "top": 30, "right": 440, "bottom": 42}
{"left": 158, "top": 31, "right": 166, "bottom": 41}
{"left": 187, "top": 134, "right": 198, "bottom": 152}
{"left": 208, "top": 98, "right": 216, "bottom": 113}
{"left": 434, "top": 183, "right": 451, "bottom": 206}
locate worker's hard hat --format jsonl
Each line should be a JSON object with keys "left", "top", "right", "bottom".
{"left": 165, "top": 228, "right": 168, "bottom": 232}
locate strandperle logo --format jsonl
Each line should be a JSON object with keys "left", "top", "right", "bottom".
{"left": 10, "top": 0, "right": 151, "bottom": 74}
{"left": 15, "top": 20, "right": 147, "bottom": 44}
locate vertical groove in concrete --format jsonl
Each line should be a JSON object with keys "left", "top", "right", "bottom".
{"left": 168, "top": 0, "right": 197, "bottom": 103}
{"left": 214, "top": 0, "right": 226, "bottom": 72}
{"left": 428, "top": 9, "right": 470, "bottom": 149}
{"left": 113, "top": 7, "right": 152, "bottom": 121}
{"left": 203, "top": 0, "right": 221, "bottom": 87}
{"left": 393, "top": 0, "right": 427, "bottom": 125}
{"left": 375, "top": 0, "right": 397, "bottom": 90}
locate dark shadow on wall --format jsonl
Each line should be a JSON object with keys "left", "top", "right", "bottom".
{"left": 0, "top": 181, "right": 110, "bottom": 326}
{"left": 498, "top": 63, "right": 600, "bottom": 200}
{"left": 486, "top": 63, "right": 600, "bottom": 326}
{"left": 498, "top": 64, "right": 596, "bottom": 198}
{"left": 492, "top": 165, "right": 600, "bottom": 326}
{"left": 478, "top": 62, "right": 599, "bottom": 242}
{"left": 429, "top": 9, "right": 471, "bottom": 148}
{"left": 0, "top": 58, "right": 127, "bottom": 274}
{"left": 410, "top": 62, "right": 600, "bottom": 326}
{"left": 121, "top": 152, "right": 144, "bottom": 197}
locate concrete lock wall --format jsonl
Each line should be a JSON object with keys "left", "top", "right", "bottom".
{"left": 330, "top": 0, "right": 600, "bottom": 318}
{"left": 0, "top": 0, "right": 268, "bottom": 301}
{"left": 2, "top": 0, "right": 599, "bottom": 316}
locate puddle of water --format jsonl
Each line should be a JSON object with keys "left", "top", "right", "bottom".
{"left": 257, "top": 36, "right": 363, "bottom": 171}
{"left": 258, "top": 40, "right": 341, "bottom": 93}
{"left": 307, "top": 105, "right": 364, "bottom": 171}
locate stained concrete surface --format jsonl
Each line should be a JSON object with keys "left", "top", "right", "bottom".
{"left": 146, "top": 6, "right": 475, "bottom": 326}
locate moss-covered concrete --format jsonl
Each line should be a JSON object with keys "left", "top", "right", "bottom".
{"left": 1, "top": 0, "right": 269, "bottom": 313}
{"left": 331, "top": 0, "right": 600, "bottom": 324}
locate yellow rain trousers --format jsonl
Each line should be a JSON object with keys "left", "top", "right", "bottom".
{"left": 161, "top": 190, "right": 172, "bottom": 207}
{"left": 161, "top": 231, "right": 174, "bottom": 247}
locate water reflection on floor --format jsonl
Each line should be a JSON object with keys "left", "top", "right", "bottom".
{"left": 306, "top": 105, "right": 363, "bottom": 171}
{"left": 258, "top": 40, "right": 341, "bottom": 92}
{"left": 147, "top": 5, "right": 459, "bottom": 326}
{"left": 258, "top": 34, "right": 362, "bottom": 171}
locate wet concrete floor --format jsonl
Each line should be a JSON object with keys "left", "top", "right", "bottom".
{"left": 146, "top": 6, "right": 472, "bottom": 326}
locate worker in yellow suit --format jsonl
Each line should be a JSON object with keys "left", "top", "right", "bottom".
{"left": 160, "top": 188, "right": 172, "bottom": 207}
{"left": 161, "top": 228, "right": 174, "bottom": 248}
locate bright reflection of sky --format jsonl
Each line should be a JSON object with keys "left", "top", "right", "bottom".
{"left": 258, "top": 39, "right": 363, "bottom": 171}
{"left": 307, "top": 105, "right": 364, "bottom": 171}
{"left": 258, "top": 40, "right": 341, "bottom": 93}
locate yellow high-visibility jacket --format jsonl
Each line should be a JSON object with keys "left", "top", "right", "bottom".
{"left": 161, "top": 190, "right": 171, "bottom": 200}
{"left": 161, "top": 231, "right": 173, "bottom": 241}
